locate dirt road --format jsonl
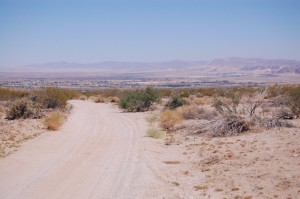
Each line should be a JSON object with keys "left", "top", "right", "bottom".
{"left": 0, "top": 100, "right": 170, "bottom": 199}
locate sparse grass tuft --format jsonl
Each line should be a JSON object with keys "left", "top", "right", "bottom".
{"left": 163, "top": 160, "right": 180, "bottom": 164}
{"left": 147, "top": 127, "right": 165, "bottom": 139}
{"left": 172, "top": 182, "right": 180, "bottom": 186}
{"left": 44, "top": 111, "right": 64, "bottom": 130}
{"left": 159, "top": 109, "right": 183, "bottom": 130}
{"left": 146, "top": 114, "right": 158, "bottom": 124}
{"left": 194, "top": 185, "right": 208, "bottom": 190}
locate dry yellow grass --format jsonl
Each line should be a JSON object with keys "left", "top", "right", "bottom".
{"left": 159, "top": 109, "right": 183, "bottom": 130}
{"left": 147, "top": 127, "right": 165, "bottom": 139}
{"left": 44, "top": 111, "right": 64, "bottom": 131}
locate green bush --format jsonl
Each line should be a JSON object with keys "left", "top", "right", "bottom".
{"left": 6, "top": 98, "right": 38, "bottom": 120}
{"left": 119, "top": 87, "right": 160, "bottom": 112}
{"left": 35, "top": 87, "right": 79, "bottom": 109}
{"left": 166, "top": 95, "right": 187, "bottom": 109}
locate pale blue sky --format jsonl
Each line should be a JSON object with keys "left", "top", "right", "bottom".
{"left": 0, "top": 0, "right": 300, "bottom": 67}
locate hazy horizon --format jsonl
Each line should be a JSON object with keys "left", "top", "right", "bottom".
{"left": 1, "top": 0, "right": 300, "bottom": 68}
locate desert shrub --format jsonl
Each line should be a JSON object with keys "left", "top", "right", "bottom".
{"left": 180, "top": 90, "right": 190, "bottom": 98}
{"left": 0, "top": 104, "right": 5, "bottom": 117}
{"left": 98, "top": 89, "right": 121, "bottom": 98}
{"left": 93, "top": 96, "right": 106, "bottom": 103}
{"left": 108, "top": 96, "right": 120, "bottom": 103}
{"left": 257, "top": 117, "right": 292, "bottom": 129}
{"left": 119, "top": 87, "right": 160, "bottom": 112}
{"left": 158, "top": 89, "right": 174, "bottom": 97}
{"left": 197, "top": 108, "right": 218, "bottom": 120}
{"left": 36, "top": 87, "right": 79, "bottom": 109}
{"left": 275, "top": 109, "right": 294, "bottom": 120}
{"left": 44, "top": 111, "right": 64, "bottom": 130}
{"left": 0, "top": 88, "right": 27, "bottom": 101}
{"left": 178, "top": 105, "right": 199, "bottom": 119}
{"left": 287, "top": 87, "right": 300, "bottom": 117}
{"left": 159, "top": 109, "right": 183, "bottom": 130}
{"left": 266, "top": 85, "right": 287, "bottom": 98}
{"left": 241, "top": 93, "right": 264, "bottom": 117}
{"left": 200, "top": 115, "right": 249, "bottom": 137}
{"left": 6, "top": 98, "right": 38, "bottom": 120}
{"left": 197, "top": 87, "right": 221, "bottom": 97}
{"left": 213, "top": 93, "right": 241, "bottom": 115}
{"left": 166, "top": 95, "right": 187, "bottom": 109}
{"left": 79, "top": 95, "right": 87, "bottom": 100}
{"left": 192, "top": 96, "right": 214, "bottom": 105}
{"left": 147, "top": 127, "right": 165, "bottom": 139}
{"left": 269, "top": 95, "right": 288, "bottom": 107}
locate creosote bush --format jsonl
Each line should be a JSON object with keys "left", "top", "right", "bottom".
{"left": 44, "top": 111, "right": 64, "bottom": 130}
{"left": 35, "top": 87, "right": 79, "bottom": 109}
{"left": 119, "top": 87, "right": 160, "bottom": 112}
{"left": 166, "top": 95, "right": 187, "bottom": 109}
{"left": 159, "top": 109, "right": 183, "bottom": 130}
{"left": 6, "top": 98, "right": 38, "bottom": 120}
{"left": 0, "top": 88, "right": 27, "bottom": 101}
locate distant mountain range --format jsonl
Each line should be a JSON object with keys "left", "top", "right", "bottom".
{"left": 206, "top": 57, "right": 300, "bottom": 74}
{"left": 21, "top": 57, "right": 300, "bottom": 75}
{"left": 24, "top": 60, "right": 207, "bottom": 72}
{"left": 0, "top": 57, "right": 298, "bottom": 79}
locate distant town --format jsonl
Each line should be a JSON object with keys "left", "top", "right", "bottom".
{"left": 0, "top": 78, "right": 265, "bottom": 90}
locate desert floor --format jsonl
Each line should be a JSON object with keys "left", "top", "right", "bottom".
{"left": 0, "top": 100, "right": 299, "bottom": 199}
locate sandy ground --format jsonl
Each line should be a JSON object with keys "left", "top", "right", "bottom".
{"left": 0, "top": 118, "right": 45, "bottom": 158}
{"left": 0, "top": 100, "right": 190, "bottom": 199}
{"left": 0, "top": 100, "right": 299, "bottom": 199}
{"left": 162, "top": 125, "right": 300, "bottom": 199}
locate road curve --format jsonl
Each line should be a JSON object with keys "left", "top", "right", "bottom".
{"left": 0, "top": 100, "right": 157, "bottom": 199}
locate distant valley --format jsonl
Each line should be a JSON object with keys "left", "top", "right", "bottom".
{"left": 1, "top": 57, "right": 299, "bottom": 89}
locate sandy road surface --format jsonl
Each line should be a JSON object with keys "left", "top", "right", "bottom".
{"left": 0, "top": 100, "right": 169, "bottom": 199}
